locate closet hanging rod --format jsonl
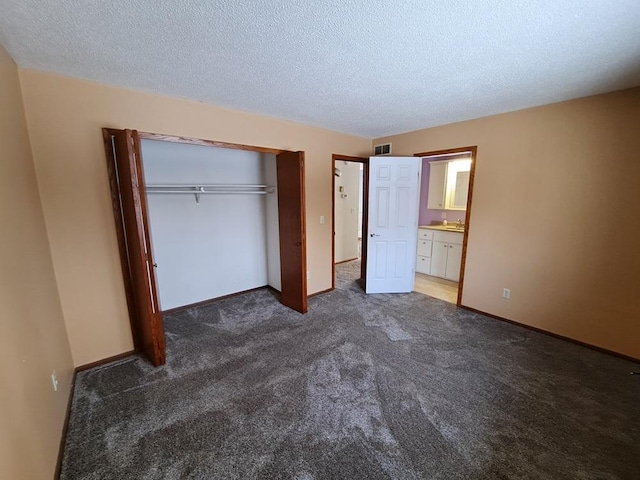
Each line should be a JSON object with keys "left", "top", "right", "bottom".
{"left": 146, "top": 190, "right": 269, "bottom": 195}
{"left": 145, "top": 185, "right": 275, "bottom": 194}
{"left": 146, "top": 184, "right": 272, "bottom": 189}
{"left": 144, "top": 184, "right": 276, "bottom": 204}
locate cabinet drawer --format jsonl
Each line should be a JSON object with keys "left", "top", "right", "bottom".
{"left": 433, "top": 230, "right": 463, "bottom": 245}
{"left": 417, "top": 239, "right": 432, "bottom": 257}
{"left": 416, "top": 255, "right": 431, "bottom": 274}
{"left": 418, "top": 229, "right": 434, "bottom": 240}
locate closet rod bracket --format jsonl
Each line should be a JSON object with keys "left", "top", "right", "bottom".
{"left": 195, "top": 186, "right": 205, "bottom": 205}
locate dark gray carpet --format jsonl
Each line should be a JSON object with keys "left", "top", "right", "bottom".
{"left": 60, "top": 260, "right": 640, "bottom": 479}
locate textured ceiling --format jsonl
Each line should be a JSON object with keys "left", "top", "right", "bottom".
{"left": 1, "top": 1, "right": 640, "bottom": 138}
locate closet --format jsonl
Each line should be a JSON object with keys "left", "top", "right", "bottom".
{"left": 140, "top": 139, "right": 281, "bottom": 311}
{"left": 103, "top": 129, "right": 307, "bottom": 366}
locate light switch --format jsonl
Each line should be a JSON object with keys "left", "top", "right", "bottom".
{"left": 320, "top": 216, "right": 325, "bottom": 224}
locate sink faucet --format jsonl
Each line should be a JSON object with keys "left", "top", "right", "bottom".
{"left": 456, "top": 219, "right": 463, "bottom": 229}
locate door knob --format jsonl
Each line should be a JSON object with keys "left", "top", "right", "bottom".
{"left": 370, "top": 233, "right": 380, "bottom": 237}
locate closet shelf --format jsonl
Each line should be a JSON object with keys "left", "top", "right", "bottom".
{"left": 146, "top": 184, "right": 276, "bottom": 204}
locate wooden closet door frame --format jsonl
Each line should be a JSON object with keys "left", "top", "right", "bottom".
{"left": 331, "top": 154, "right": 369, "bottom": 289}
{"left": 104, "top": 130, "right": 309, "bottom": 365}
{"left": 103, "top": 128, "right": 165, "bottom": 366}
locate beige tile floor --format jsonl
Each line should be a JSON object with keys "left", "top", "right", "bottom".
{"left": 414, "top": 273, "right": 459, "bottom": 304}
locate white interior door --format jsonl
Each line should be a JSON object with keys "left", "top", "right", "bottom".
{"left": 365, "top": 156, "right": 422, "bottom": 293}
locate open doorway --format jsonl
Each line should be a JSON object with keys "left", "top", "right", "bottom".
{"left": 334, "top": 161, "right": 363, "bottom": 262}
{"left": 413, "top": 147, "right": 477, "bottom": 305}
{"left": 331, "top": 154, "right": 368, "bottom": 289}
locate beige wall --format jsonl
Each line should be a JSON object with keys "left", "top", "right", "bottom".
{"left": 377, "top": 88, "right": 640, "bottom": 359}
{"left": 13, "top": 65, "right": 638, "bottom": 376}
{"left": 0, "top": 47, "right": 74, "bottom": 480}
{"left": 18, "top": 69, "right": 371, "bottom": 366}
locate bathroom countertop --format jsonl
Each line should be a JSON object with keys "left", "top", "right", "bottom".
{"left": 419, "top": 224, "right": 465, "bottom": 233}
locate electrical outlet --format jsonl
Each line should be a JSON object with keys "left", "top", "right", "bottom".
{"left": 51, "top": 371, "right": 59, "bottom": 392}
{"left": 502, "top": 288, "right": 511, "bottom": 299}
{"left": 320, "top": 216, "right": 325, "bottom": 224}
{"left": 441, "top": 212, "right": 447, "bottom": 219}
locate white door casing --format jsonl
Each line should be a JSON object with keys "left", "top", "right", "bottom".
{"left": 366, "top": 156, "right": 422, "bottom": 293}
